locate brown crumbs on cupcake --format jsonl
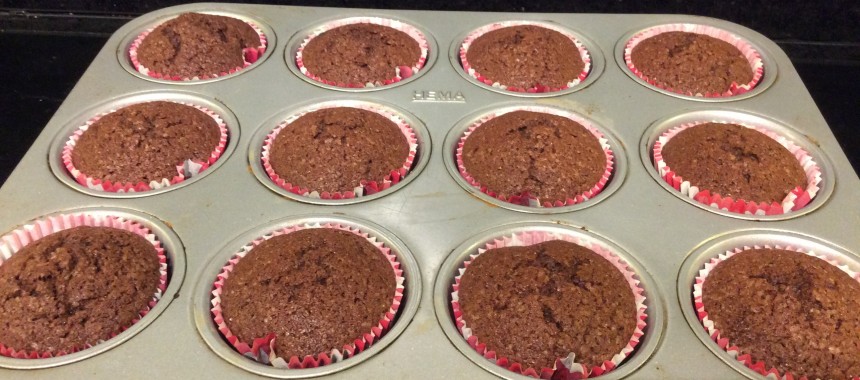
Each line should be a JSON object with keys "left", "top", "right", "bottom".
{"left": 461, "top": 110, "right": 605, "bottom": 203}
{"left": 703, "top": 249, "right": 860, "bottom": 380}
{"left": 0, "top": 226, "right": 160, "bottom": 354}
{"left": 465, "top": 25, "right": 583, "bottom": 90}
{"left": 137, "top": 12, "right": 260, "bottom": 78}
{"left": 458, "top": 240, "right": 637, "bottom": 370}
{"left": 660, "top": 123, "right": 806, "bottom": 203}
{"left": 631, "top": 31, "right": 753, "bottom": 95}
{"left": 219, "top": 228, "right": 396, "bottom": 358}
{"left": 268, "top": 107, "right": 409, "bottom": 193}
{"left": 301, "top": 23, "right": 421, "bottom": 85}
{"left": 71, "top": 101, "right": 221, "bottom": 185}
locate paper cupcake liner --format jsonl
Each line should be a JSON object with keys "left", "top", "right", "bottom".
{"left": 450, "top": 230, "right": 648, "bottom": 379}
{"left": 62, "top": 101, "right": 229, "bottom": 193}
{"left": 653, "top": 121, "right": 822, "bottom": 215}
{"left": 459, "top": 21, "right": 592, "bottom": 93}
{"left": 623, "top": 23, "right": 764, "bottom": 97}
{"left": 129, "top": 16, "right": 267, "bottom": 81}
{"left": 209, "top": 222, "right": 405, "bottom": 368}
{"left": 295, "top": 17, "right": 430, "bottom": 88}
{"left": 693, "top": 246, "right": 860, "bottom": 380}
{"left": 0, "top": 212, "right": 169, "bottom": 359}
{"left": 456, "top": 106, "right": 614, "bottom": 208}
{"left": 261, "top": 103, "right": 419, "bottom": 199}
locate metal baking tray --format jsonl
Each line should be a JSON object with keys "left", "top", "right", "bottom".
{"left": 1, "top": 3, "right": 858, "bottom": 379}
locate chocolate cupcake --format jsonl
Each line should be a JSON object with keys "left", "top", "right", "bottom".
{"left": 460, "top": 22, "right": 590, "bottom": 92}
{"left": 0, "top": 223, "right": 166, "bottom": 357}
{"left": 653, "top": 122, "right": 820, "bottom": 215}
{"left": 211, "top": 225, "right": 403, "bottom": 368}
{"left": 262, "top": 105, "right": 417, "bottom": 199}
{"left": 624, "top": 24, "right": 763, "bottom": 97}
{"left": 296, "top": 18, "right": 429, "bottom": 88}
{"left": 697, "top": 248, "right": 860, "bottom": 379}
{"left": 63, "top": 101, "right": 227, "bottom": 192}
{"left": 457, "top": 109, "right": 612, "bottom": 207}
{"left": 131, "top": 12, "right": 266, "bottom": 80}
{"left": 451, "top": 232, "right": 647, "bottom": 378}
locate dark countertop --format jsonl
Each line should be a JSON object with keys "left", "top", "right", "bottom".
{"left": 1, "top": 6, "right": 858, "bottom": 185}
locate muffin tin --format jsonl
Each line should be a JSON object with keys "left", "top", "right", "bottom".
{"left": 1, "top": 3, "right": 858, "bottom": 379}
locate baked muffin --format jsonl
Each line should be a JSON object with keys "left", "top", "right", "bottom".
{"left": 457, "top": 240, "right": 637, "bottom": 371}
{"left": 702, "top": 249, "right": 860, "bottom": 379}
{"left": 464, "top": 24, "right": 584, "bottom": 90}
{"left": 660, "top": 123, "right": 806, "bottom": 203}
{"left": 460, "top": 110, "right": 606, "bottom": 203}
{"left": 70, "top": 101, "right": 222, "bottom": 186}
{"left": 300, "top": 23, "right": 422, "bottom": 85}
{"left": 267, "top": 107, "right": 410, "bottom": 194}
{"left": 219, "top": 228, "right": 396, "bottom": 360}
{"left": 630, "top": 31, "right": 753, "bottom": 95}
{"left": 0, "top": 226, "right": 160, "bottom": 354}
{"left": 136, "top": 12, "right": 261, "bottom": 78}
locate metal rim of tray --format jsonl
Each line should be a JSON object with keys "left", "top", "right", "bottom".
{"left": 48, "top": 90, "right": 241, "bottom": 198}
{"left": 638, "top": 109, "right": 835, "bottom": 221}
{"left": 433, "top": 221, "right": 665, "bottom": 380}
{"left": 442, "top": 102, "right": 628, "bottom": 214}
{"left": 0, "top": 207, "right": 186, "bottom": 369}
{"left": 449, "top": 20, "right": 605, "bottom": 98}
{"left": 676, "top": 229, "right": 860, "bottom": 379}
{"left": 192, "top": 214, "right": 422, "bottom": 379}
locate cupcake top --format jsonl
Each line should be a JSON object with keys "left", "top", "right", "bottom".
{"left": 268, "top": 107, "right": 409, "bottom": 193}
{"left": 0, "top": 226, "right": 160, "bottom": 354}
{"left": 660, "top": 123, "right": 806, "bottom": 203}
{"left": 461, "top": 110, "right": 605, "bottom": 202}
{"left": 219, "top": 228, "right": 396, "bottom": 358}
{"left": 465, "top": 25, "right": 584, "bottom": 90}
{"left": 702, "top": 249, "right": 860, "bottom": 380}
{"left": 457, "top": 240, "right": 637, "bottom": 370}
{"left": 300, "top": 23, "right": 421, "bottom": 85}
{"left": 136, "top": 12, "right": 260, "bottom": 78}
{"left": 71, "top": 101, "right": 221, "bottom": 185}
{"left": 630, "top": 31, "right": 753, "bottom": 95}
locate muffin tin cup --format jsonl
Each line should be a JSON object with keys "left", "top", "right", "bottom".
{"left": 209, "top": 221, "right": 405, "bottom": 369}
{"left": 293, "top": 16, "right": 431, "bottom": 89}
{"left": 643, "top": 110, "right": 831, "bottom": 220}
{"left": 434, "top": 222, "right": 663, "bottom": 380}
{"left": 451, "top": 104, "right": 617, "bottom": 211}
{"left": 0, "top": 208, "right": 184, "bottom": 369}
{"left": 622, "top": 23, "right": 764, "bottom": 98}
{"left": 458, "top": 21, "right": 592, "bottom": 94}
{"left": 450, "top": 229, "right": 648, "bottom": 378}
{"left": 253, "top": 99, "right": 429, "bottom": 204}
{"left": 677, "top": 230, "right": 860, "bottom": 380}
{"left": 194, "top": 215, "right": 421, "bottom": 378}
{"left": 692, "top": 245, "right": 860, "bottom": 380}
{"left": 61, "top": 100, "right": 229, "bottom": 194}
{"left": 128, "top": 13, "right": 269, "bottom": 82}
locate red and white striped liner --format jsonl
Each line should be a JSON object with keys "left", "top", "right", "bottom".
{"left": 450, "top": 230, "right": 648, "bottom": 379}
{"left": 262, "top": 104, "right": 419, "bottom": 199}
{"left": 129, "top": 16, "right": 267, "bottom": 81}
{"left": 693, "top": 245, "right": 860, "bottom": 380}
{"left": 0, "top": 212, "right": 169, "bottom": 359}
{"left": 456, "top": 106, "right": 614, "bottom": 208}
{"left": 653, "top": 121, "right": 822, "bottom": 215}
{"left": 62, "top": 101, "right": 229, "bottom": 193}
{"left": 209, "top": 222, "right": 405, "bottom": 368}
{"left": 296, "top": 17, "right": 430, "bottom": 88}
{"left": 623, "top": 23, "right": 764, "bottom": 97}
{"left": 459, "top": 21, "right": 591, "bottom": 93}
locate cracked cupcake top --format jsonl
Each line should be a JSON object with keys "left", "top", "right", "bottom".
{"left": 457, "top": 240, "right": 637, "bottom": 370}
{"left": 461, "top": 110, "right": 605, "bottom": 202}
